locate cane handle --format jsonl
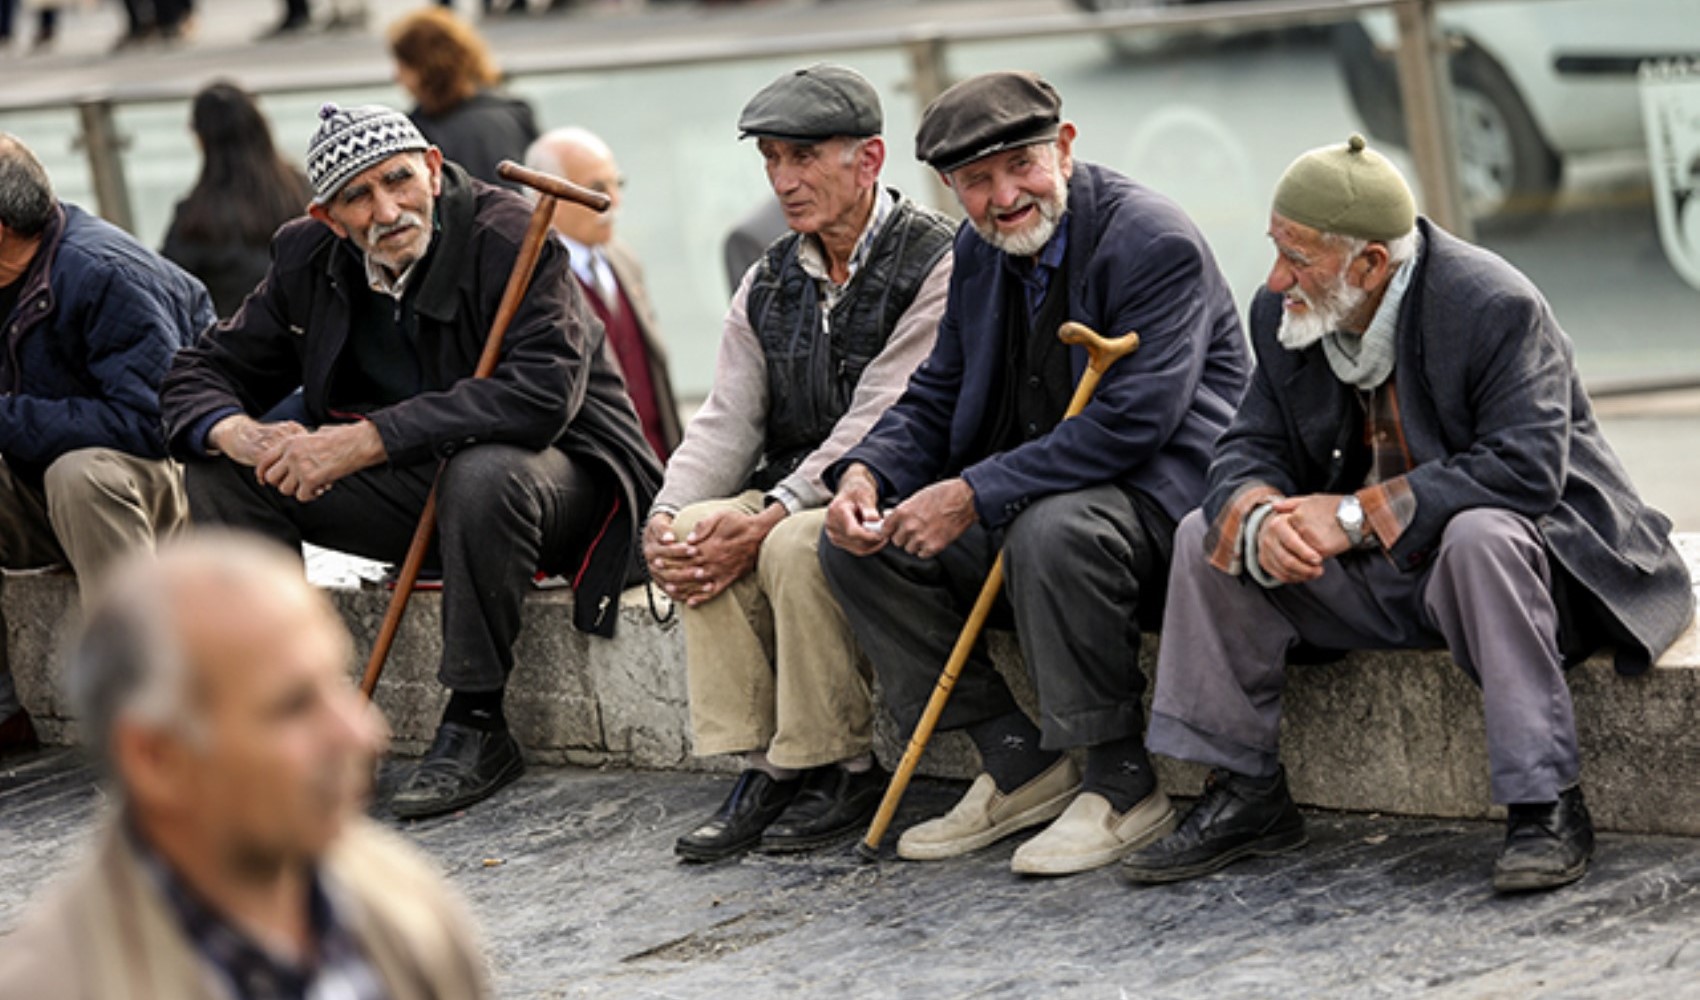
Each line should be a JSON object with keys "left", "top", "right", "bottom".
{"left": 496, "top": 161, "right": 613, "bottom": 212}
{"left": 1058, "top": 321, "right": 1139, "bottom": 374}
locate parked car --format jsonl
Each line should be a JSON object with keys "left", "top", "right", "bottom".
{"left": 1336, "top": 0, "right": 1700, "bottom": 228}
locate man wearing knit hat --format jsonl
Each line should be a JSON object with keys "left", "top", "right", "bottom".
{"left": 820, "top": 71, "right": 1249, "bottom": 876}
{"left": 651, "top": 64, "right": 955, "bottom": 862}
{"left": 1123, "top": 135, "right": 1693, "bottom": 892}
{"left": 162, "top": 104, "right": 662, "bottom": 820}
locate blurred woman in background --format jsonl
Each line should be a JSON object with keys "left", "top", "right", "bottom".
{"left": 161, "top": 82, "right": 311, "bottom": 317}
{"left": 389, "top": 7, "right": 538, "bottom": 190}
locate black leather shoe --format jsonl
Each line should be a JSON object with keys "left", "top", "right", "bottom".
{"left": 1120, "top": 767, "right": 1306, "bottom": 884}
{"left": 1493, "top": 785, "right": 1594, "bottom": 893}
{"left": 759, "top": 763, "right": 889, "bottom": 853}
{"left": 675, "top": 770, "right": 801, "bottom": 862}
{"left": 0, "top": 708, "right": 39, "bottom": 761}
{"left": 391, "top": 723, "right": 525, "bottom": 820}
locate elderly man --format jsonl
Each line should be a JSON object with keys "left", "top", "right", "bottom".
{"left": 820, "top": 71, "right": 1248, "bottom": 876}
{"left": 1121, "top": 136, "right": 1694, "bottom": 893}
{"left": 649, "top": 64, "right": 954, "bottom": 862}
{"left": 0, "top": 134, "right": 210, "bottom": 759}
{"left": 162, "top": 104, "right": 661, "bottom": 820}
{"left": 524, "top": 126, "right": 681, "bottom": 461}
{"left": 0, "top": 534, "right": 491, "bottom": 998}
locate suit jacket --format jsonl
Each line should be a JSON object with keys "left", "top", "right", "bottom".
{"left": 1205, "top": 218, "right": 1694, "bottom": 672}
{"left": 602, "top": 239, "right": 683, "bottom": 455}
{"left": 0, "top": 819, "right": 490, "bottom": 1000}
{"left": 830, "top": 161, "right": 1249, "bottom": 528}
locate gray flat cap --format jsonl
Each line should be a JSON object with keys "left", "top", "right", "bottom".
{"left": 738, "top": 64, "right": 883, "bottom": 142}
{"left": 915, "top": 70, "right": 1061, "bottom": 173}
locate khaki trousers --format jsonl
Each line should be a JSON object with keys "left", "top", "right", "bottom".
{"left": 675, "top": 491, "right": 872, "bottom": 769}
{"left": 0, "top": 448, "right": 188, "bottom": 601}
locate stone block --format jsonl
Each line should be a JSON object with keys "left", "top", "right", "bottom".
{"left": 5, "top": 536, "right": 1698, "bottom": 835}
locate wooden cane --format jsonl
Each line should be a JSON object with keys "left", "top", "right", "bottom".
{"left": 359, "top": 161, "right": 612, "bottom": 699}
{"left": 855, "top": 320, "right": 1141, "bottom": 859}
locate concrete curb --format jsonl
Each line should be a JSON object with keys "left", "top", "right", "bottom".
{"left": 7, "top": 535, "right": 1698, "bottom": 834}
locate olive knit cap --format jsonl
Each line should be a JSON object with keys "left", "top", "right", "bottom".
{"left": 1272, "top": 133, "right": 1416, "bottom": 242}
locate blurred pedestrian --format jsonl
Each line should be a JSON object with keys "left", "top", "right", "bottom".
{"left": 389, "top": 7, "right": 538, "bottom": 189}
{"left": 0, "top": 533, "right": 494, "bottom": 999}
{"left": 525, "top": 127, "right": 681, "bottom": 461}
{"left": 0, "top": 133, "right": 211, "bottom": 760}
{"left": 162, "top": 82, "right": 313, "bottom": 318}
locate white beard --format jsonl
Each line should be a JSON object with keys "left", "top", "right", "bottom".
{"left": 966, "top": 165, "right": 1069, "bottom": 258}
{"left": 1277, "top": 270, "right": 1367, "bottom": 350}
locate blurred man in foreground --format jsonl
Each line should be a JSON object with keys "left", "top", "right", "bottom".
{"left": 0, "top": 533, "right": 491, "bottom": 998}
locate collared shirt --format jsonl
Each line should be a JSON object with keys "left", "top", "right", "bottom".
{"left": 796, "top": 187, "right": 895, "bottom": 315}
{"left": 363, "top": 253, "right": 422, "bottom": 303}
{"left": 556, "top": 233, "right": 621, "bottom": 313}
{"left": 129, "top": 825, "right": 388, "bottom": 1000}
{"left": 1001, "top": 213, "right": 1070, "bottom": 318}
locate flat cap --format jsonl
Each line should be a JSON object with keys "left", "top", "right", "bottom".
{"left": 1272, "top": 133, "right": 1416, "bottom": 242}
{"left": 738, "top": 63, "right": 883, "bottom": 142}
{"left": 915, "top": 70, "right": 1062, "bottom": 173}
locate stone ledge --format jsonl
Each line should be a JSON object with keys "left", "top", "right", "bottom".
{"left": 7, "top": 536, "right": 1699, "bottom": 835}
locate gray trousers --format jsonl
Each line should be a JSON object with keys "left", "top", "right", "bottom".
{"left": 185, "top": 443, "right": 600, "bottom": 693}
{"left": 1148, "top": 507, "right": 1580, "bottom": 804}
{"left": 820, "top": 484, "right": 1172, "bottom": 750}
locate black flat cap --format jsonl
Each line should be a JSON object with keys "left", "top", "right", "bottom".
{"left": 915, "top": 70, "right": 1062, "bottom": 173}
{"left": 738, "top": 63, "right": 883, "bottom": 142}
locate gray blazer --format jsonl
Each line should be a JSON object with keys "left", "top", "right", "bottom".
{"left": 1206, "top": 218, "right": 1693, "bottom": 672}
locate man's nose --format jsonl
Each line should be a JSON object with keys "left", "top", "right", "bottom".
{"left": 1267, "top": 257, "right": 1295, "bottom": 293}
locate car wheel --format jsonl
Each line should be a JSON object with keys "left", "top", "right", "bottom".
{"left": 1450, "top": 45, "right": 1564, "bottom": 230}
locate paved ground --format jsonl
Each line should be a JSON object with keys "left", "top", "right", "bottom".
{"left": 4, "top": 747, "right": 1699, "bottom": 998}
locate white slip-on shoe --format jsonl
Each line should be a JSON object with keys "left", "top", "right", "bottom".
{"left": 1010, "top": 788, "right": 1178, "bottom": 876}
{"left": 896, "top": 757, "right": 1081, "bottom": 861}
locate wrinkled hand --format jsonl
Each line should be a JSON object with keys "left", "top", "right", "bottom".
{"left": 256, "top": 422, "right": 386, "bottom": 503}
{"left": 649, "top": 506, "right": 784, "bottom": 607}
{"left": 1256, "top": 494, "right": 1351, "bottom": 584}
{"left": 208, "top": 414, "right": 308, "bottom": 468}
{"left": 886, "top": 478, "right": 977, "bottom": 560}
{"left": 823, "top": 463, "right": 888, "bottom": 556}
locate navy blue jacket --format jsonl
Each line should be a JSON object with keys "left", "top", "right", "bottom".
{"left": 830, "top": 162, "right": 1248, "bottom": 527}
{"left": 1, "top": 203, "right": 211, "bottom": 479}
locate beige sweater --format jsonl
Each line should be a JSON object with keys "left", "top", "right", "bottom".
{"left": 0, "top": 818, "right": 491, "bottom": 1000}
{"left": 652, "top": 235, "right": 952, "bottom": 517}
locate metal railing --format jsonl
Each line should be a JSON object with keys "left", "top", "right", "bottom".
{"left": 17, "top": 0, "right": 1471, "bottom": 241}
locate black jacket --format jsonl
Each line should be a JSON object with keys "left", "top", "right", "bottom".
{"left": 162, "top": 165, "right": 661, "bottom": 636}
{"left": 410, "top": 91, "right": 539, "bottom": 192}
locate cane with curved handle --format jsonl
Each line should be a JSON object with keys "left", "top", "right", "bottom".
{"left": 856, "top": 321, "right": 1140, "bottom": 859}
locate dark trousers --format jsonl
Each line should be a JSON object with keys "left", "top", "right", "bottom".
{"left": 820, "top": 484, "right": 1173, "bottom": 751}
{"left": 185, "top": 444, "right": 601, "bottom": 693}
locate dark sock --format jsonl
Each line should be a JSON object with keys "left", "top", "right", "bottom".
{"left": 1082, "top": 736, "right": 1156, "bottom": 812}
{"left": 967, "top": 711, "right": 1060, "bottom": 794}
{"left": 443, "top": 689, "right": 506, "bottom": 732}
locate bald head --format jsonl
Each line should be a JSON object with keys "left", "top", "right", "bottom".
{"left": 70, "top": 532, "right": 384, "bottom": 870}
{"left": 524, "top": 127, "right": 622, "bottom": 247}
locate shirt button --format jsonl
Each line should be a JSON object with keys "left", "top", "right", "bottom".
{"left": 1027, "top": 375, "right": 1041, "bottom": 389}
{"left": 1331, "top": 448, "right": 1342, "bottom": 460}
{"left": 1025, "top": 422, "right": 1039, "bottom": 438}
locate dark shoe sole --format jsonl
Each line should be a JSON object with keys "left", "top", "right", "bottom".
{"left": 757, "top": 817, "right": 870, "bottom": 855}
{"left": 675, "top": 831, "right": 763, "bottom": 864}
{"left": 1120, "top": 825, "right": 1308, "bottom": 885}
{"left": 392, "top": 753, "right": 525, "bottom": 820}
{"left": 1493, "top": 858, "right": 1589, "bottom": 893}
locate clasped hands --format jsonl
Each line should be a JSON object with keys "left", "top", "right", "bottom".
{"left": 209, "top": 413, "right": 386, "bottom": 503}
{"left": 1255, "top": 494, "right": 1356, "bottom": 585}
{"left": 643, "top": 503, "right": 786, "bottom": 608}
{"left": 823, "top": 464, "right": 977, "bottom": 561}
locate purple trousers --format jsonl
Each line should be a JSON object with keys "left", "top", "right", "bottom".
{"left": 1148, "top": 507, "right": 1580, "bottom": 804}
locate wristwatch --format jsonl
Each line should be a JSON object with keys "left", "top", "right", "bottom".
{"left": 1336, "top": 494, "right": 1367, "bottom": 549}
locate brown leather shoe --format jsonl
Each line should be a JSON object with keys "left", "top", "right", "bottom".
{"left": 0, "top": 709, "right": 40, "bottom": 760}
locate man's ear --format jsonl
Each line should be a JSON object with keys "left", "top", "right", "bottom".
{"left": 425, "top": 147, "right": 444, "bottom": 196}
{"left": 1356, "top": 241, "right": 1394, "bottom": 291}
{"left": 307, "top": 203, "right": 348, "bottom": 240}
{"left": 1055, "top": 122, "right": 1079, "bottom": 180}
{"left": 858, "top": 136, "right": 886, "bottom": 188}
{"left": 114, "top": 721, "right": 193, "bottom": 816}
{"left": 936, "top": 167, "right": 955, "bottom": 192}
